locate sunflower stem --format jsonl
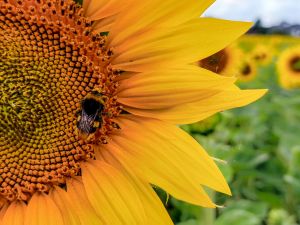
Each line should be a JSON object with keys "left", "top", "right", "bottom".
{"left": 197, "top": 190, "right": 215, "bottom": 225}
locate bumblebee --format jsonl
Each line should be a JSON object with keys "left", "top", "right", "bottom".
{"left": 76, "top": 91, "right": 105, "bottom": 141}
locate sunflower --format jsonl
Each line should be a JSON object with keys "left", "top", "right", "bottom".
{"left": 251, "top": 44, "right": 273, "bottom": 66}
{"left": 237, "top": 58, "right": 258, "bottom": 82}
{"left": 277, "top": 45, "right": 300, "bottom": 89}
{"left": 198, "top": 44, "right": 242, "bottom": 76}
{"left": 0, "top": 0, "right": 266, "bottom": 224}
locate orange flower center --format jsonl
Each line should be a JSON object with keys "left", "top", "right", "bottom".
{"left": 0, "top": 0, "right": 120, "bottom": 202}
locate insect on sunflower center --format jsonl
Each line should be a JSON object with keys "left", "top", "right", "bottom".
{"left": 76, "top": 91, "right": 107, "bottom": 140}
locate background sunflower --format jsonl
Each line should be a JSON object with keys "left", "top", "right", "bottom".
{"left": 198, "top": 44, "right": 242, "bottom": 77}
{"left": 277, "top": 45, "right": 300, "bottom": 89}
{"left": 237, "top": 58, "right": 258, "bottom": 82}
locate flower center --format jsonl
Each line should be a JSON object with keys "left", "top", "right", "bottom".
{"left": 254, "top": 53, "right": 266, "bottom": 61}
{"left": 241, "top": 63, "right": 251, "bottom": 76}
{"left": 290, "top": 56, "right": 300, "bottom": 73}
{"left": 199, "top": 49, "right": 228, "bottom": 74}
{"left": 0, "top": 0, "right": 120, "bottom": 202}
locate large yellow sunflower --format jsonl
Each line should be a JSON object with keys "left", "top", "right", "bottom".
{"left": 277, "top": 45, "right": 300, "bottom": 89}
{"left": 0, "top": 0, "right": 266, "bottom": 224}
{"left": 198, "top": 44, "right": 242, "bottom": 77}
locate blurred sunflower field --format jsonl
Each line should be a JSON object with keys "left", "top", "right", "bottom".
{"left": 160, "top": 34, "right": 300, "bottom": 225}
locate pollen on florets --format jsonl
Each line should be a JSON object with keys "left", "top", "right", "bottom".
{"left": 0, "top": 0, "right": 121, "bottom": 202}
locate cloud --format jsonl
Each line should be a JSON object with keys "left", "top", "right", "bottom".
{"left": 203, "top": 0, "right": 300, "bottom": 26}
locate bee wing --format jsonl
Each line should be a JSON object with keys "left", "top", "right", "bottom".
{"left": 79, "top": 112, "right": 90, "bottom": 133}
{"left": 79, "top": 110, "right": 100, "bottom": 133}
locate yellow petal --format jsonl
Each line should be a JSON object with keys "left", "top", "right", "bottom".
{"left": 82, "top": 0, "right": 91, "bottom": 13}
{"left": 24, "top": 193, "right": 64, "bottom": 225}
{"left": 50, "top": 187, "right": 81, "bottom": 225}
{"left": 0, "top": 198, "right": 7, "bottom": 212}
{"left": 66, "top": 178, "right": 106, "bottom": 225}
{"left": 96, "top": 145, "right": 174, "bottom": 225}
{"left": 1, "top": 201, "right": 25, "bottom": 225}
{"left": 82, "top": 160, "right": 146, "bottom": 225}
{"left": 111, "top": 18, "right": 252, "bottom": 72}
{"left": 123, "top": 89, "right": 267, "bottom": 124}
{"left": 117, "top": 66, "right": 236, "bottom": 109}
{"left": 109, "top": 115, "right": 231, "bottom": 207}
{"left": 83, "top": 0, "right": 131, "bottom": 21}
{"left": 0, "top": 203, "right": 8, "bottom": 221}
{"left": 109, "top": 0, "right": 215, "bottom": 46}
{"left": 92, "top": 15, "right": 116, "bottom": 33}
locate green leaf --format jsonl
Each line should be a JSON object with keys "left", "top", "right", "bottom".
{"left": 176, "top": 219, "right": 199, "bottom": 225}
{"left": 215, "top": 210, "right": 261, "bottom": 225}
{"left": 222, "top": 200, "right": 268, "bottom": 220}
{"left": 268, "top": 209, "right": 298, "bottom": 225}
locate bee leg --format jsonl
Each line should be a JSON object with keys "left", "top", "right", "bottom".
{"left": 93, "top": 121, "right": 101, "bottom": 129}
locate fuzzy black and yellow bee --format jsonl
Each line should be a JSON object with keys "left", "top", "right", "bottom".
{"left": 76, "top": 91, "right": 105, "bottom": 140}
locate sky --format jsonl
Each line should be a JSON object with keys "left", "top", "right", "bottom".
{"left": 203, "top": 0, "right": 300, "bottom": 26}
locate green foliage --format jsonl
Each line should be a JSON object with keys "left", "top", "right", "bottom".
{"left": 215, "top": 210, "right": 261, "bottom": 225}
{"left": 268, "top": 209, "right": 298, "bottom": 225}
